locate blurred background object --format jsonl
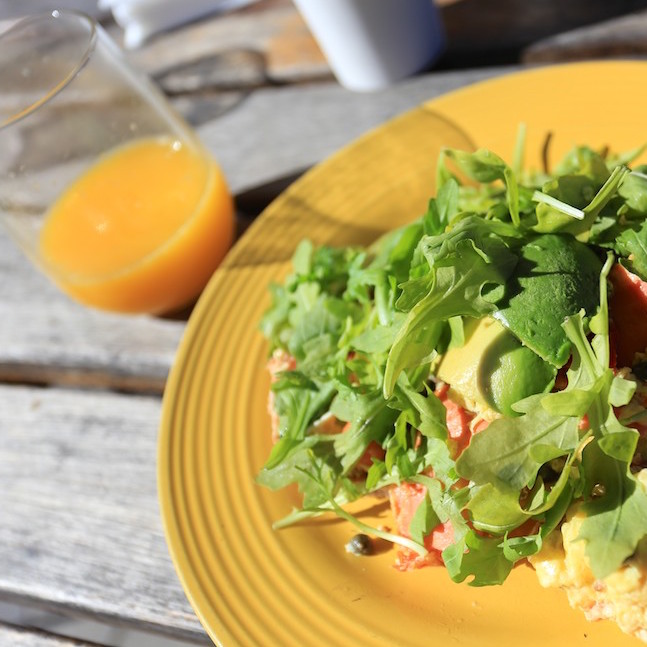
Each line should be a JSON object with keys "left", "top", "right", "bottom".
{"left": 106, "top": 0, "right": 647, "bottom": 95}
{"left": 0, "top": 1, "right": 106, "bottom": 18}
{"left": 4, "top": 0, "right": 647, "bottom": 79}
{"left": 98, "top": 0, "right": 260, "bottom": 48}
{"left": 438, "top": 0, "right": 647, "bottom": 67}
{"left": 291, "top": 0, "right": 445, "bottom": 91}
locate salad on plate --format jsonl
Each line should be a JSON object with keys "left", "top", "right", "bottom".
{"left": 258, "top": 132, "right": 647, "bottom": 642}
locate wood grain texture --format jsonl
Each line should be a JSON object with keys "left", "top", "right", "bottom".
{"left": 0, "top": 231, "right": 184, "bottom": 393}
{"left": 123, "top": 0, "right": 330, "bottom": 86}
{"left": 0, "top": 624, "right": 92, "bottom": 646}
{"left": 191, "top": 67, "right": 502, "bottom": 194}
{"left": 522, "top": 10, "right": 647, "bottom": 63}
{"left": 0, "top": 384, "right": 207, "bottom": 643}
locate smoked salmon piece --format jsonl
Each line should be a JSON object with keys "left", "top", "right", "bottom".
{"left": 609, "top": 264, "right": 647, "bottom": 368}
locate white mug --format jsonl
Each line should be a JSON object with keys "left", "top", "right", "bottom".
{"left": 293, "top": 0, "right": 446, "bottom": 92}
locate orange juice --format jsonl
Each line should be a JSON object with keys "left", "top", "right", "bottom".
{"left": 39, "top": 136, "right": 234, "bottom": 314}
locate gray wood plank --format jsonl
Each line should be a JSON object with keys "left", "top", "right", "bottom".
{"left": 0, "top": 231, "right": 185, "bottom": 392}
{"left": 0, "top": 623, "right": 93, "bottom": 647}
{"left": 0, "top": 600, "right": 207, "bottom": 647}
{"left": 189, "top": 67, "right": 503, "bottom": 194}
{"left": 0, "top": 384, "right": 207, "bottom": 643}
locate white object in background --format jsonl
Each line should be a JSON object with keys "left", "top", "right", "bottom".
{"left": 292, "top": 0, "right": 445, "bottom": 92}
{"left": 98, "top": 0, "right": 258, "bottom": 48}
{"left": 0, "top": 1, "right": 107, "bottom": 20}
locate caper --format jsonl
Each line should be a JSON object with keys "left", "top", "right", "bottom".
{"left": 345, "top": 533, "right": 373, "bottom": 556}
{"left": 591, "top": 483, "right": 606, "bottom": 498}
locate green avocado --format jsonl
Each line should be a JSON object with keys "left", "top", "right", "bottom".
{"left": 492, "top": 233, "right": 603, "bottom": 367}
{"left": 435, "top": 317, "right": 502, "bottom": 410}
{"left": 478, "top": 324, "right": 556, "bottom": 416}
{"left": 436, "top": 317, "right": 556, "bottom": 417}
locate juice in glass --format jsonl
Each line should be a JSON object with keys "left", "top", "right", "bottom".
{"left": 1, "top": 11, "right": 235, "bottom": 316}
{"left": 38, "top": 136, "right": 234, "bottom": 314}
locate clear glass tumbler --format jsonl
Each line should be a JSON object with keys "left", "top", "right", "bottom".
{"left": 0, "top": 10, "right": 234, "bottom": 315}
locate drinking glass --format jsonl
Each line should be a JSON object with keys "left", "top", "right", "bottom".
{"left": 0, "top": 10, "right": 234, "bottom": 315}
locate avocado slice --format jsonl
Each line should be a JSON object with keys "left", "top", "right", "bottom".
{"left": 478, "top": 324, "right": 556, "bottom": 416}
{"left": 436, "top": 317, "right": 556, "bottom": 416}
{"left": 436, "top": 317, "right": 502, "bottom": 410}
{"left": 492, "top": 233, "right": 602, "bottom": 367}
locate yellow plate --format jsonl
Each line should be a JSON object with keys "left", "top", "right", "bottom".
{"left": 159, "top": 61, "right": 647, "bottom": 647}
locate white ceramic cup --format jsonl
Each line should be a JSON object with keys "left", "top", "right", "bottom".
{"left": 293, "top": 0, "right": 446, "bottom": 92}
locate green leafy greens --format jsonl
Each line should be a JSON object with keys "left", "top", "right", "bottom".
{"left": 258, "top": 136, "right": 647, "bottom": 586}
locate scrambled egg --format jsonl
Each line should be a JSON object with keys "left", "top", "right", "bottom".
{"left": 529, "top": 470, "right": 647, "bottom": 643}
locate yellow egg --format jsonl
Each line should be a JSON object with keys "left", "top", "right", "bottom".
{"left": 530, "top": 479, "right": 647, "bottom": 643}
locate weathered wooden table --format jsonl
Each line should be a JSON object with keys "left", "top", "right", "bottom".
{"left": 2, "top": 1, "right": 647, "bottom": 645}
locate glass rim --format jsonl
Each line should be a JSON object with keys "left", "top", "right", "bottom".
{"left": 0, "top": 9, "right": 97, "bottom": 131}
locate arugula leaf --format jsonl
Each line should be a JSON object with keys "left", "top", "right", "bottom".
{"left": 618, "top": 168, "right": 647, "bottom": 215}
{"left": 533, "top": 165, "right": 629, "bottom": 236}
{"left": 409, "top": 488, "right": 442, "bottom": 545}
{"left": 562, "top": 295, "right": 639, "bottom": 464}
{"left": 333, "top": 397, "right": 395, "bottom": 474}
{"left": 349, "top": 320, "right": 402, "bottom": 354}
{"left": 578, "top": 442, "right": 647, "bottom": 579}
{"left": 443, "top": 148, "right": 520, "bottom": 226}
{"left": 455, "top": 396, "right": 579, "bottom": 490}
{"left": 366, "top": 221, "right": 425, "bottom": 290}
{"left": 553, "top": 146, "right": 610, "bottom": 181}
{"left": 492, "top": 233, "right": 603, "bottom": 367}
{"left": 465, "top": 432, "right": 587, "bottom": 532}
{"left": 466, "top": 483, "right": 529, "bottom": 533}
{"left": 616, "top": 219, "right": 647, "bottom": 281}
{"left": 424, "top": 177, "right": 459, "bottom": 235}
{"left": 443, "top": 530, "right": 514, "bottom": 586}
{"left": 265, "top": 377, "right": 337, "bottom": 468}
{"left": 384, "top": 217, "right": 519, "bottom": 396}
